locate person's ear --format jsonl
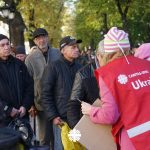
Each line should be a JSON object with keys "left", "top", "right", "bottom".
{"left": 33, "top": 38, "right": 36, "bottom": 44}
{"left": 61, "top": 48, "right": 65, "bottom": 54}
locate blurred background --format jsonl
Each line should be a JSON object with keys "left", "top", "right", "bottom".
{"left": 0, "top": 0, "right": 149, "bottom": 52}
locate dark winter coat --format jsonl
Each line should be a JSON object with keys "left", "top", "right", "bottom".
{"left": 67, "top": 62, "right": 100, "bottom": 128}
{"left": 0, "top": 55, "right": 34, "bottom": 126}
{"left": 41, "top": 55, "right": 82, "bottom": 121}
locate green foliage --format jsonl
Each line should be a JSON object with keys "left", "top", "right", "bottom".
{"left": 73, "top": 0, "right": 121, "bottom": 50}
{"left": 0, "top": 0, "right": 149, "bottom": 48}
{"left": 127, "top": 1, "right": 150, "bottom": 46}
{"left": 73, "top": 0, "right": 150, "bottom": 49}
{"left": 18, "top": 0, "right": 66, "bottom": 47}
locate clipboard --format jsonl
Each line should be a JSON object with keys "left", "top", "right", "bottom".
{"left": 74, "top": 99, "right": 117, "bottom": 150}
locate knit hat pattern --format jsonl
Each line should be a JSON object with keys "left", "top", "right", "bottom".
{"left": 104, "top": 27, "right": 130, "bottom": 52}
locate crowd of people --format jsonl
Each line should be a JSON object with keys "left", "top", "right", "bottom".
{"left": 0, "top": 26, "right": 150, "bottom": 150}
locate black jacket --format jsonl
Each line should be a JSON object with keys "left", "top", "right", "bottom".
{"left": 41, "top": 56, "right": 82, "bottom": 121}
{"left": 0, "top": 56, "right": 34, "bottom": 126}
{"left": 67, "top": 62, "right": 100, "bottom": 128}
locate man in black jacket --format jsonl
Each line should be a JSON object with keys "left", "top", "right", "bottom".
{"left": 67, "top": 61, "right": 100, "bottom": 129}
{"left": 0, "top": 34, "right": 34, "bottom": 127}
{"left": 41, "top": 36, "right": 82, "bottom": 150}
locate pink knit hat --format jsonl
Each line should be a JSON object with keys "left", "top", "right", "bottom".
{"left": 104, "top": 27, "right": 130, "bottom": 52}
{"left": 134, "top": 43, "right": 150, "bottom": 60}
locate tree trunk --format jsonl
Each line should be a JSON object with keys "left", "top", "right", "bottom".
{"left": 102, "top": 13, "right": 108, "bottom": 34}
{"left": 0, "top": 0, "right": 26, "bottom": 47}
{"left": 28, "top": 8, "right": 35, "bottom": 48}
{"left": 11, "top": 11, "right": 25, "bottom": 47}
{"left": 115, "top": 0, "right": 132, "bottom": 32}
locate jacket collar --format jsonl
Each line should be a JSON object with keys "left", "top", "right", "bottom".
{"left": 61, "top": 55, "right": 75, "bottom": 66}
{"left": 0, "top": 55, "right": 14, "bottom": 63}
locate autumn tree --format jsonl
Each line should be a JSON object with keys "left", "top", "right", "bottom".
{"left": 19, "top": 0, "right": 66, "bottom": 48}
{"left": 0, "top": 0, "right": 66, "bottom": 48}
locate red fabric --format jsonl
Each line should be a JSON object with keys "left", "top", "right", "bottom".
{"left": 95, "top": 55, "right": 150, "bottom": 150}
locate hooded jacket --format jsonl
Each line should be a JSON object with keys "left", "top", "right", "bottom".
{"left": 0, "top": 55, "right": 34, "bottom": 126}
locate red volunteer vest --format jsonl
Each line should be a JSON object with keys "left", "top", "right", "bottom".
{"left": 95, "top": 55, "right": 150, "bottom": 150}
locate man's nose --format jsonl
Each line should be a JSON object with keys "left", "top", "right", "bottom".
{"left": 75, "top": 46, "right": 79, "bottom": 51}
{"left": 4, "top": 44, "right": 10, "bottom": 49}
{"left": 39, "top": 37, "right": 45, "bottom": 42}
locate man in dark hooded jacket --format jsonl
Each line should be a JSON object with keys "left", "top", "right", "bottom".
{"left": 0, "top": 34, "right": 34, "bottom": 127}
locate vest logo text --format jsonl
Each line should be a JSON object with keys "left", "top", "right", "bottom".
{"left": 131, "top": 79, "right": 150, "bottom": 90}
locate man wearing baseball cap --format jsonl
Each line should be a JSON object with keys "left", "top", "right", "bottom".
{"left": 41, "top": 36, "right": 82, "bottom": 150}
{"left": 25, "top": 28, "right": 60, "bottom": 148}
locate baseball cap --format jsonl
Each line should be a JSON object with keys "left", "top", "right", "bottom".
{"left": 60, "top": 36, "right": 82, "bottom": 50}
{"left": 33, "top": 28, "right": 48, "bottom": 39}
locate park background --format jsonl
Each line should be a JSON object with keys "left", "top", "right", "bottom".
{"left": 0, "top": 0, "right": 149, "bottom": 52}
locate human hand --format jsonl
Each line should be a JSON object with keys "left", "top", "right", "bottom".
{"left": 28, "top": 105, "right": 38, "bottom": 117}
{"left": 10, "top": 108, "right": 19, "bottom": 118}
{"left": 53, "top": 117, "right": 64, "bottom": 126}
{"left": 18, "top": 106, "right": 26, "bottom": 117}
{"left": 81, "top": 102, "right": 92, "bottom": 115}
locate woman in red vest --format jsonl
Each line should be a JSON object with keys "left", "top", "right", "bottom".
{"left": 81, "top": 27, "right": 150, "bottom": 150}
